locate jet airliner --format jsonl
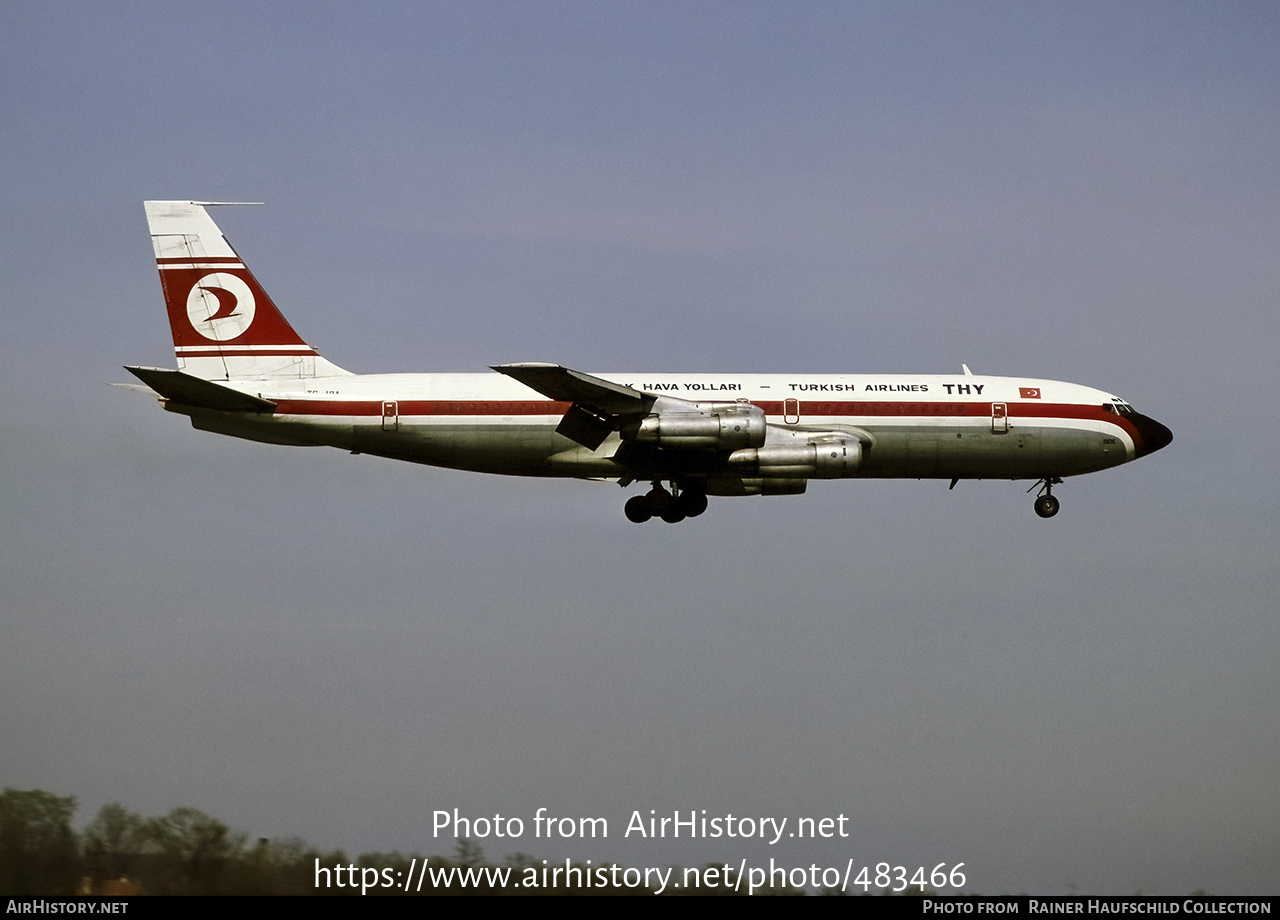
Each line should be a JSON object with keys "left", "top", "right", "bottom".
{"left": 126, "top": 201, "right": 1171, "bottom": 522}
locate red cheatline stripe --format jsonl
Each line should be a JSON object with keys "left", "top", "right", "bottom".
{"left": 761, "top": 401, "right": 1118, "bottom": 422}
{"left": 271, "top": 399, "right": 573, "bottom": 416}
{"left": 262, "top": 398, "right": 1131, "bottom": 428}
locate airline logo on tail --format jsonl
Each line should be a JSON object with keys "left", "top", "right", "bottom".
{"left": 158, "top": 258, "right": 301, "bottom": 352}
{"left": 187, "top": 272, "right": 256, "bottom": 341}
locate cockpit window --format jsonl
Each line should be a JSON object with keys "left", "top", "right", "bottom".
{"left": 1103, "top": 401, "right": 1134, "bottom": 415}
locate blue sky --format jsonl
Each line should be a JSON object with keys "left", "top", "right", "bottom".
{"left": 2, "top": 1, "right": 1277, "bottom": 894}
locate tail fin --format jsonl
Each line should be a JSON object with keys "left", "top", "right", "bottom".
{"left": 144, "top": 201, "right": 350, "bottom": 380}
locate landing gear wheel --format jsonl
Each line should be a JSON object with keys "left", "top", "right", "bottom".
{"left": 1034, "top": 494, "right": 1060, "bottom": 518}
{"left": 645, "top": 486, "right": 672, "bottom": 513}
{"left": 659, "top": 504, "right": 687, "bottom": 524}
{"left": 677, "top": 489, "right": 708, "bottom": 518}
{"left": 625, "top": 495, "right": 653, "bottom": 523}
{"left": 628, "top": 482, "right": 706, "bottom": 523}
{"left": 1029, "top": 477, "right": 1063, "bottom": 519}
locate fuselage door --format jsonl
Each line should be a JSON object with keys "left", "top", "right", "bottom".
{"left": 783, "top": 398, "right": 801, "bottom": 425}
{"left": 382, "top": 400, "right": 398, "bottom": 431}
{"left": 991, "top": 402, "right": 1009, "bottom": 434}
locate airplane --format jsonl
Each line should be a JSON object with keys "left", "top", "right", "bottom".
{"left": 125, "top": 201, "right": 1172, "bottom": 522}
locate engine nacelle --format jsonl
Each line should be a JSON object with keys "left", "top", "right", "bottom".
{"left": 727, "top": 435, "right": 862, "bottom": 479}
{"left": 739, "top": 477, "right": 808, "bottom": 496}
{"left": 622, "top": 402, "right": 767, "bottom": 451}
{"left": 704, "top": 477, "right": 808, "bottom": 496}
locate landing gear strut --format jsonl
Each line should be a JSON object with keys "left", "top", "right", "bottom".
{"left": 625, "top": 482, "right": 707, "bottom": 523}
{"left": 1030, "top": 477, "right": 1063, "bottom": 518}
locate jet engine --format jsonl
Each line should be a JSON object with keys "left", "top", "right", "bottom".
{"left": 727, "top": 434, "right": 862, "bottom": 479}
{"left": 621, "top": 402, "right": 767, "bottom": 451}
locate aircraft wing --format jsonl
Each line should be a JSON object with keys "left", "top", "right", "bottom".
{"left": 491, "top": 363, "right": 653, "bottom": 414}
{"left": 492, "top": 363, "right": 656, "bottom": 450}
{"left": 124, "top": 366, "right": 277, "bottom": 413}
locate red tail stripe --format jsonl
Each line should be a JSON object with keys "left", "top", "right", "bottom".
{"left": 179, "top": 348, "right": 320, "bottom": 357}
{"left": 156, "top": 256, "right": 242, "bottom": 265}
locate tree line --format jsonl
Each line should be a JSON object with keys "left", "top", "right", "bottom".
{"left": 0, "top": 787, "right": 805, "bottom": 896}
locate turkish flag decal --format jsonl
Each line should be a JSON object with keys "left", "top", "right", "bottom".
{"left": 1019, "top": 387, "right": 1042, "bottom": 399}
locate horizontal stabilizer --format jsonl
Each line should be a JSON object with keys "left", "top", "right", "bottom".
{"left": 124, "top": 366, "right": 276, "bottom": 413}
{"left": 491, "top": 363, "right": 653, "bottom": 416}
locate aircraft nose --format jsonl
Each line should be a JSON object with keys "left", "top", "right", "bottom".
{"left": 1131, "top": 413, "right": 1173, "bottom": 458}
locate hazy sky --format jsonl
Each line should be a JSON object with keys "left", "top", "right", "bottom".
{"left": 2, "top": 1, "right": 1277, "bottom": 895}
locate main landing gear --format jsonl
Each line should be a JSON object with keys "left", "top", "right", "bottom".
{"left": 625, "top": 482, "right": 708, "bottom": 524}
{"left": 1030, "top": 477, "right": 1063, "bottom": 518}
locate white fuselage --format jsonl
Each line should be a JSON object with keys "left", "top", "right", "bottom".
{"left": 171, "top": 371, "right": 1150, "bottom": 484}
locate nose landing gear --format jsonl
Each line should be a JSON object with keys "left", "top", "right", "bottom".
{"left": 624, "top": 482, "right": 708, "bottom": 523}
{"left": 1030, "top": 477, "right": 1063, "bottom": 518}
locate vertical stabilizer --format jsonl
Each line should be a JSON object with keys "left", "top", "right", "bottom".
{"left": 144, "top": 201, "right": 350, "bottom": 380}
